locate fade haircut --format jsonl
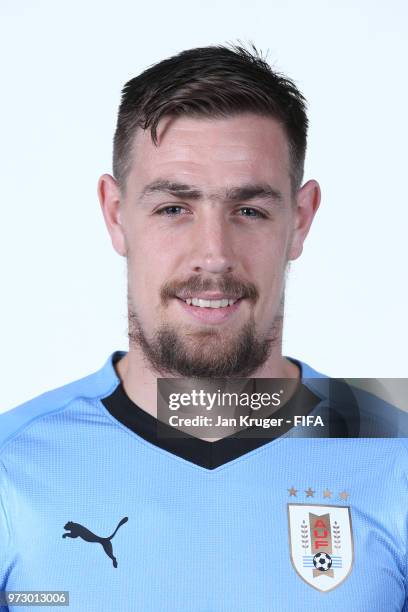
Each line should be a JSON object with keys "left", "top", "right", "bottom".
{"left": 113, "top": 42, "right": 309, "bottom": 195}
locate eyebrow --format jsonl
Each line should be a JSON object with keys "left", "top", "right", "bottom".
{"left": 140, "top": 179, "right": 284, "bottom": 205}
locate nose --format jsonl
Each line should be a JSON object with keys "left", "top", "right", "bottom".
{"left": 189, "top": 208, "right": 235, "bottom": 274}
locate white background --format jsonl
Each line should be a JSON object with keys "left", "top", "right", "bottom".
{"left": 1, "top": 0, "right": 407, "bottom": 413}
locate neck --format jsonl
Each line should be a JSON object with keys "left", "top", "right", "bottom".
{"left": 114, "top": 343, "right": 300, "bottom": 440}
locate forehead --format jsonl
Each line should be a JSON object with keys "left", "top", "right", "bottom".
{"left": 128, "top": 113, "right": 291, "bottom": 194}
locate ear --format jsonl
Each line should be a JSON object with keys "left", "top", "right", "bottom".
{"left": 97, "top": 174, "right": 127, "bottom": 257}
{"left": 288, "top": 179, "right": 321, "bottom": 261}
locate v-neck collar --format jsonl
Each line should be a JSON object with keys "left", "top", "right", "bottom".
{"left": 100, "top": 353, "right": 322, "bottom": 470}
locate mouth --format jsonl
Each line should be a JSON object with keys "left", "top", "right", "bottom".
{"left": 178, "top": 296, "right": 240, "bottom": 308}
{"left": 175, "top": 296, "right": 244, "bottom": 324}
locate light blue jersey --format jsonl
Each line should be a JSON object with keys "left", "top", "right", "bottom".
{"left": 1, "top": 352, "right": 408, "bottom": 611}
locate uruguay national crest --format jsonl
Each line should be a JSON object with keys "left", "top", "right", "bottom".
{"left": 287, "top": 504, "right": 354, "bottom": 592}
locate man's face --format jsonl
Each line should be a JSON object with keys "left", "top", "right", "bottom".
{"left": 106, "top": 113, "right": 316, "bottom": 378}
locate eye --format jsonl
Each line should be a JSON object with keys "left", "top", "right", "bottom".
{"left": 154, "top": 205, "right": 267, "bottom": 219}
{"left": 237, "top": 207, "right": 267, "bottom": 219}
{"left": 155, "top": 206, "right": 190, "bottom": 216}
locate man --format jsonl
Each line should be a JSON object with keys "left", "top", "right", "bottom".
{"left": 1, "top": 44, "right": 408, "bottom": 611}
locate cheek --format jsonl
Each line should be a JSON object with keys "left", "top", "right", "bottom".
{"left": 249, "top": 237, "right": 289, "bottom": 304}
{"left": 127, "top": 234, "right": 172, "bottom": 312}
{"left": 250, "top": 231, "right": 290, "bottom": 274}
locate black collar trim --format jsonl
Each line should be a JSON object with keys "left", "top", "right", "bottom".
{"left": 101, "top": 376, "right": 321, "bottom": 470}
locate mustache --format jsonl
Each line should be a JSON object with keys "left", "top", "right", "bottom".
{"left": 161, "top": 276, "right": 258, "bottom": 303}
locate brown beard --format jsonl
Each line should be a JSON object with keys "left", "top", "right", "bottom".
{"left": 127, "top": 303, "right": 283, "bottom": 379}
{"left": 125, "top": 264, "right": 287, "bottom": 379}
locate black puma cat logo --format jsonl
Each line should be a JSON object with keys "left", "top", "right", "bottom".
{"left": 62, "top": 516, "right": 128, "bottom": 568}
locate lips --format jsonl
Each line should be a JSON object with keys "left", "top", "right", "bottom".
{"left": 176, "top": 293, "right": 242, "bottom": 302}
{"left": 182, "top": 297, "right": 238, "bottom": 308}
{"left": 175, "top": 296, "right": 244, "bottom": 324}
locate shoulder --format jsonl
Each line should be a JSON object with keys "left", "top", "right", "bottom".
{"left": 288, "top": 356, "right": 329, "bottom": 401}
{"left": 291, "top": 357, "right": 408, "bottom": 439}
{"left": 0, "top": 351, "right": 124, "bottom": 455}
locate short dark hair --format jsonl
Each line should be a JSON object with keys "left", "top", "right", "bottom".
{"left": 113, "top": 42, "right": 308, "bottom": 195}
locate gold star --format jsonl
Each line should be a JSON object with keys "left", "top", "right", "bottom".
{"left": 305, "top": 487, "right": 315, "bottom": 498}
{"left": 288, "top": 487, "right": 298, "bottom": 497}
{"left": 323, "top": 489, "right": 332, "bottom": 498}
{"left": 339, "top": 491, "right": 349, "bottom": 500}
